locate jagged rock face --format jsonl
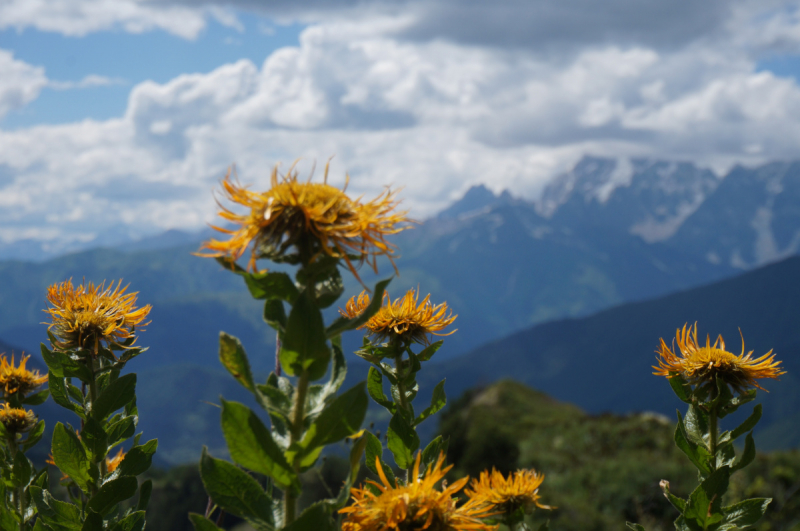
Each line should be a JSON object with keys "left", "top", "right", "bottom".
{"left": 671, "top": 161, "right": 800, "bottom": 268}
{"left": 536, "top": 156, "right": 719, "bottom": 242}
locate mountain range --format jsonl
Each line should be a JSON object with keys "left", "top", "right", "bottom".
{"left": 2, "top": 155, "right": 800, "bottom": 463}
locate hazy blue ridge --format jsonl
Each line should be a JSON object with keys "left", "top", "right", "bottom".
{"left": 422, "top": 255, "right": 800, "bottom": 450}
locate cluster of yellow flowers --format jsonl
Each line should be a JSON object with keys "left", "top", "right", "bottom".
{"left": 0, "top": 354, "right": 46, "bottom": 434}
{"left": 340, "top": 452, "right": 550, "bottom": 531}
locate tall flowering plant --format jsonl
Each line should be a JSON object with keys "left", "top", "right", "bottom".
{"left": 191, "top": 162, "right": 408, "bottom": 530}
{"left": 0, "top": 354, "right": 48, "bottom": 531}
{"left": 34, "top": 279, "right": 158, "bottom": 531}
{"left": 628, "top": 323, "right": 785, "bottom": 531}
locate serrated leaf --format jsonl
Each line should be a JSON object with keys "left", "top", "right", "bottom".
{"left": 92, "top": 374, "right": 136, "bottom": 420}
{"left": 417, "top": 340, "right": 443, "bottom": 362}
{"left": 86, "top": 476, "right": 138, "bottom": 515}
{"left": 52, "top": 423, "right": 92, "bottom": 493}
{"left": 22, "top": 388, "right": 50, "bottom": 406}
{"left": 730, "top": 404, "right": 761, "bottom": 441}
{"left": 220, "top": 399, "right": 298, "bottom": 491}
{"left": 298, "top": 383, "right": 368, "bottom": 460}
{"left": 720, "top": 498, "right": 771, "bottom": 528}
{"left": 199, "top": 448, "right": 274, "bottom": 530}
{"left": 414, "top": 379, "right": 446, "bottom": 426}
{"left": 117, "top": 439, "right": 158, "bottom": 477}
{"left": 109, "top": 511, "right": 146, "bottom": 531}
{"left": 683, "top": 405, "right": 709, "bottom": 447}
{"left": 30, "top": 487, "right": 82, "bottom": 531}
{"left": 731, "top": 432, "right": 756, "bottom": 472}
{"left": 675, "top": 411, "right": 711, "bottom": 477}
{"left": 387, "top": 410, "right": 420, "bottom": 470}
{"left": 280, "top": 288, "right": 330, "bottom": 380}
{"left": 367, "top": 367, "right": 395, "bottom": 412}
{"left": 219, "top": 333, "right": 256, "bottom": 394}
{"left": 48, "top": 375, "right": 84, "bottom": 420}
{"left": 243, "top": 271, "right": 299, "bottom": 302}
{"left": 188, "top": 514, "right": 225, "bottom": 531}
{"left": 684, "top": 466, "right": 730, "bottom": 528}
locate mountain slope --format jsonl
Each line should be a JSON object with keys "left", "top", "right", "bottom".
{"left": 425, "top": 255, "right": 800, "bottom": 449}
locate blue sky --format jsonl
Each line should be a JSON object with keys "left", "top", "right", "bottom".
{"left": 2, "top": 0, "right": 800, "bottom": 260}
{"left": 0, "top": 15, "right": 303, "bottom": 127}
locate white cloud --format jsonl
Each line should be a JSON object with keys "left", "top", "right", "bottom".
{"left": 48, "top": 74, "right": 127, "bottom": 90}
{"left": 4, "top": 3, "right": 800, "bottom": 253}
{"left": 0, "top": 50, "right": 47, "bottom": 119}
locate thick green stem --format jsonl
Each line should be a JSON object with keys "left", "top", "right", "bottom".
{"left": 393, "top": 356, "right": 411, "bottom": 418}
{"left": 6, "top": 435, "right": 24, "bottom": 531}
{"left": 708, "top": 376, "right": 719, "bottom": 471}
{"left": 86, "top": 353, "right": 106, "bottom": 495}
{"left": 284, "top": 370, "right": 310, "bottom": 525}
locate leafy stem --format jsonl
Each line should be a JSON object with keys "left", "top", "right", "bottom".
{"left": 285, "top": 368, "right": 311, "bottom": 525}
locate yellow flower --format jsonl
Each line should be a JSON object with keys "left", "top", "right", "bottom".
{"left": 339, "top": 288, "right": 457, "bottom": 345}
{"left": 0, "top": 353, "right": 47, "bottom": 398}
{"left": 653, "top": 323, "right": 785, "bottom": 394}
{"left": 0, "top": 403, "right": 37, "bottom": 434}
{"left": 465, "top": 468, "right": 552, "bottom": 517}
{"left": 44, "top": 279, "right": 152, "bottom": 351}
{"left": 198, "top": 163, "right": 408, "bottom": 280}
{"left": 340, "top": 452, "right": 496, "bottom": 531}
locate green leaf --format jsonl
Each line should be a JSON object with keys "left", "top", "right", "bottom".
{"left": 417, "top": 340, "right": 443, "bottom": 362}
{"left": 11, "top": 449, "right": 32, "bottom": 488}
{"left": 284, "top": 502, "right": 335, "bottom": 531}
{"left": 280, "top": 288, "right": 330, "bottom": 380}
{"left": 667, "top": 373, "right": 693, "bottom": 404}
{"left": 80, "top": 416, "right": 108, "bottom": 462}
{"left": 106, "top": 416, "right": 136, "bottom": 447}
{"left": 109, "top": 511, "right": 146, "bottom": 531}
{"left": 684, "top": 466, "right": 730, "bottom": 528}
{"left": 220, "top": 399, "right": 298, "bottom": 491}
{"left": 718, "top": 390, "right": 756, "bottom": 419}
{"left": 199, "top": 447, "right": 274, "bottom": 529}
{"left": 30, "top": 487, "right": 82, "bottom": 531}
{"left": 625, "top": 524, "right": 646, "bottom": 531}
{"left": 80, "top": 510, "right": 103, "bottom": 531}
{"left": 52, "top": 423, "right": 92, "bottom": 492}
{"left": 40, "top": 344, "right": 63, "bottom": 377}
{"left": 313, "top": 268, "right": 345, "bottom": 309}
{"left": 188, "top": 514, "right": 225, "bottom": 531}
{"left": 22, "top": 419, "right": 45, "bottom": 452}
{"left": 117, "top": 439, "right": 158, "bottom": 477}
{"left": 325, "top": 277, "right": 392, "bottom": 338}
{"left": 137, "top": 479, "right": 153, "bottom": 511}
{"left": 364, "top": 431, "right": 397, "bottom": 488}
{"left": 367, "top": 367, "right": 395, "bottom": 413}
{"left": 730, "top": 404, "right": 761, "bottom": 441}
{"left": 86, "top": 476, "right": 138, "bottom": 515}
{"left": 731, "top": 432, "right": 756, "bottom": 472}
{"left": 387, "top": 410, "right": 420, "bottom": 470}
{"left": 22, "top": 388, "right": 50, "bottom": 406}
{"left": 414, "top": 379, "right": 446, "bottom": 426}
{"left": 92, "top": 373, "right": 136, "bottom": 420}
{"left": 720, "top": 498, "right": 771, "bottom": 528}
{"left": 674, "top": 411, "right": 711, "bottom": 477}
{"left": 219, "top": 333, "right": 256, "bottom": 394}
{"left": 263, "top": 299, "right": 287, "bottom": 332}
{"left": 420, "top": 436, "right": 448, "bottom": 471}
{"left": 683, "top": 405, "right": 709, "bottom": 447}
{"left": 48, "top": 374, "right": 85, "bottom": 420}
{"left": 60, "top": 355, "right": 93, "bottom": 383}
{"left": 0, "top": 506, "right": 17, "bottom": 531}
{"left": 243, "top": 271, "right": 299, "bottom": 302}
{"left": 299, "top": 382, "right": 368, "bottom": 453}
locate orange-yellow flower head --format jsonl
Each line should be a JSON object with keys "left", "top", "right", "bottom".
{"left": 198, "top": 163, "right": 409, "bottom": 280}
{"left": 44, "top": 279, "right": 152, "bottom": 351}
{"left": 465, "top": 468, "right": 552, "bottom": 517}
{"left": 0, "top": 353, "right": 47, "bottom": 398}
{"left": 339, "top": 452, "right": 496, "bottom": 531}
{"left": 0, "top": 403, "right": 37, "bottom": 434}
{"left": 653, "top": 323, "right": 785, "bottom": 394}
{"left": 340, "top": 288, "right": 457, "bottom": 345}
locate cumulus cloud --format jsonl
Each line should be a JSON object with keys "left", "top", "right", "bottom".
{"left": 0, "top": 50, "right": 47, "bottom": 119}
{"left": 4, "top": 1, "right": 800, "bottom": 253}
